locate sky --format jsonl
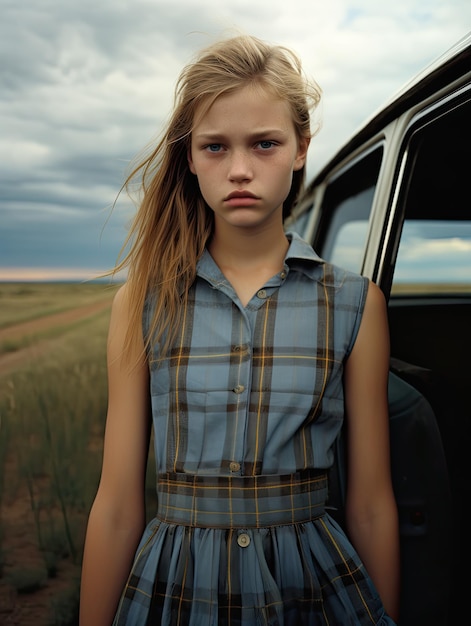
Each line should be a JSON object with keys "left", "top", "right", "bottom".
{"left": 1, "top": 0, "right": 470, "bottom": 281}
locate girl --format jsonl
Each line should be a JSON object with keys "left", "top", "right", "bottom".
{"left": 80, "top": 34, "right": 400, "bottom": 625}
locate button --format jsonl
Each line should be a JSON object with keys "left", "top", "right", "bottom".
{"left": 232, "top": 384, "right": 245, "bottom": 394}
{"left": 280, "top": 270, "right": 287, "bottom": 279}
{"left": 237, "top": 533, "right": 250, "bottom": 548}
{"left": 257, "top": 289, "right": 267, "bottom": 299}
{"left": 229, "top": 461, "right": 240, "bottom": 472}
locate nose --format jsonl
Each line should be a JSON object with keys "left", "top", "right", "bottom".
{"left": 227, "top": 149, "right": 253, "bottom": 183}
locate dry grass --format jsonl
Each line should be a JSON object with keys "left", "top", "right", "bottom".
{"left": 0, "top": 282, "right": 118, "bottom": 625}
{"left": 390, "top": 282, "right": 471, "bottom": 295}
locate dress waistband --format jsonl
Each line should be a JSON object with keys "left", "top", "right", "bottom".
{"left": 156, "top": 469, "right": 327, "bottom": 528}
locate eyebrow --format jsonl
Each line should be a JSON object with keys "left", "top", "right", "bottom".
{"left": 193, "top": 128, "right": 289, "bottom": 141}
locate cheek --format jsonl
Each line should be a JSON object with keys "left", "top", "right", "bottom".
{"left": 191, "top": 171, "right": 214, "bottom": 205}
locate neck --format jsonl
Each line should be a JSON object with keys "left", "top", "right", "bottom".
{"left": 209, "top": 224, "right": 289, "bottom": 272}
{"left": 208, "top": 224, "right": 289, "bottom": 307}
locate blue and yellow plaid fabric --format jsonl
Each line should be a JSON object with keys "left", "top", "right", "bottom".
{"left": 113, "top": 233, "right": 396, "bottom": 625}
{"left": 156, "top": 469, "right": 328, "bottom": 528}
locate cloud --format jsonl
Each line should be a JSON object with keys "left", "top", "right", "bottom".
{"left": 394, "top": 223, "right": 471, "bottom": 282}
{"left": 1, "top": 0, "right": 470, "bottom": 279}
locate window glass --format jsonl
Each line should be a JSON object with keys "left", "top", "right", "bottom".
{"left": 391, "top": 99, "right": 471, "bottom": 295}
{"left": 317, "top": 147, "right": 383, "bottom": 273}
{"left": 287, "top": 203, "right": 312, "bottom": 237}
{"left": 393, "top": 220, "right": 471, "bottom": 293}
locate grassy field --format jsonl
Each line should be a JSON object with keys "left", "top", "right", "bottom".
{"left": 0, "top": 282, "right": 127, "bottom": 625}
{"left": 0, "top": 282, "right": 119, "bottom": 330}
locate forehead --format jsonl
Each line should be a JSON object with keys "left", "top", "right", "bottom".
{"left": 192, "top": 84, "right": 294, "bottom": 132}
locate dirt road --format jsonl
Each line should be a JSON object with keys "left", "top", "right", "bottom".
{"left": 0, "top": 299, "right": 113, "bottom": 378}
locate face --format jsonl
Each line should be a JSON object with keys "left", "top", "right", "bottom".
{"left": 188, "top": 84, "right": 309, "bottom": 233}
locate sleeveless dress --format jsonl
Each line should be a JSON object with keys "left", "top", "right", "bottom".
{"left": 113, "top": 232, "right": 396, "bottom": 626}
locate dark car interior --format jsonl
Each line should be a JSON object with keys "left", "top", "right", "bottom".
{"left": 385, "top": 99, "right": 470, "bottom": 625}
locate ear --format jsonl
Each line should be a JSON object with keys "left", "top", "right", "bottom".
{"left": 293, "top": 136, "right": 310, "bottom": 172}
{"left": 187, "top": 147, "right": 196, "bottom": 175}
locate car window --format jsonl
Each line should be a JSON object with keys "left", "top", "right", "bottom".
{"left": 316, "top": 147, "right": 383, "bottom": 273}
{"left": 288, "top": 203, "right": 313, "bottom": 237}
{"left": 391, "top": 97, "right": 471, "bottom": 295}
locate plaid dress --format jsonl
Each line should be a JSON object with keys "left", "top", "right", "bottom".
{"left": 113, "top": 233, "right": 396, "bottom": 625}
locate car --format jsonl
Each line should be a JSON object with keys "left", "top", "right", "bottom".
{"left": 286, "top": 31, "right": 471, "bottom": 626}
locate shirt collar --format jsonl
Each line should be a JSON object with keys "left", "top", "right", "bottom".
{"left": 283, "top": 231, "right": 325, "bottom": 279}
{"left": 196, "top": 231, "right": 324, "bottom": 283}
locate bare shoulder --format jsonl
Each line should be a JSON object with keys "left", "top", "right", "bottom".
{"left": 106, "top": 281, "right": 145, "bottom": 372}
{"left": 111, "top": 281, "right": 132, "bottom": 313}
{"left": 357, "top": 280, "right": 389, "bottom": 341}
{"left": 364, "top": 279, "right": 387, "bottom": 314}
{"left": 347, "top": 279, "right": 389, "bottom": 376}
{"left": 108, "top": 282, "right": 134, "bottom": 333}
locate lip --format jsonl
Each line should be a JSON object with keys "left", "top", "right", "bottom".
{"left": 224, "top": 190, "right": 260, "bottom": 206}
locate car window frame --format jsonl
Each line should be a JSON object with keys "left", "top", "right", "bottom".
{"left": 375, "top": 81, "right": 471, "bottom": 296}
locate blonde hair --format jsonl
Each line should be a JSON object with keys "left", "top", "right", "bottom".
{"left": 114, "top": 34, "right": 322, "bottom": 358}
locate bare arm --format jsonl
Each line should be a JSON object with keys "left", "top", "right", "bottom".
{"left": 344, "top": 281, "right": 400, "bottom": 622}
{"left": 79, "top": 283, "right": 151, "bottom": 626}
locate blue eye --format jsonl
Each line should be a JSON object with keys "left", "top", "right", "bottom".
{"left": 206, "top": 144, "right": 221, "bottom": 152}
{"left": 259, "top": 140, "right": 274, "bottom": 149}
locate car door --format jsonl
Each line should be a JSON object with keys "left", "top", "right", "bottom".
{"left": 289, "top": 68, "right": 471, "bottom": 625}
{"left": 379, "top": 84, "right": 471, "bottom": 626}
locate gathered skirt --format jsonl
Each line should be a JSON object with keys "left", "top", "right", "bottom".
{"left": 113, "top": 471, "right": 395, "bottom": 626}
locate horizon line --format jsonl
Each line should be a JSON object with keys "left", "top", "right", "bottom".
{"left": 0, "top": 267, "right": 126, "bottom": 282}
